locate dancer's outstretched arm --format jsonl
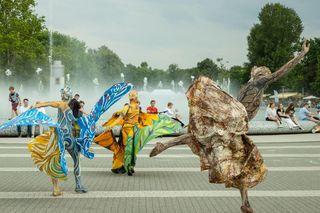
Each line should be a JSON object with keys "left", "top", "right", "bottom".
{"left": 104, "top": 105, "right": 129, "bottom": 130}
{"left": 33, "top": 101, "right": 68, "bottom": 111}
{"left": 264, "top": 39, "right": 310, "bottom": 85}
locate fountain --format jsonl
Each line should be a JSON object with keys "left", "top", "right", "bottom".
{"left": 171, "top": 80, "right": 175, "bottom": 91}
{"left": 178, "top": 80, "right": 185, "bottom": 92}
{"left": 120, "top": 73, "right": 125, "bottom": 82}
{"left": 38, "top": 80, "right": 44, "bottom": 92}
{"left": 18, "top": 84, "right": 24, "bottom": 93}
{"left": 158, "top": 81, "right": 163, "bottom": 88}
{"left": 143, "top": 77, "right": 148, "bottom": 91}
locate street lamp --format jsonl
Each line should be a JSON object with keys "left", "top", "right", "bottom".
{"left": 36, "top": 68, "right": 42, "bottom": 75}
{"left": 5, "top": 69, "right": 12, "bottom": 76}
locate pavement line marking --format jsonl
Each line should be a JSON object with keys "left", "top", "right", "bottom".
{"left": 1, "top": 139, "right": 320, "bottom": 145}
{"left": 2, "top": 145, "right": 320, "bottom": 150}
{"left": 0, "top": 154, "right": 319, "bottom": 158}
{"left": 0, "top": 167, "right": 319, "bottom": 172}
{"left": 0, "top": 190, "right": 319, "bottom": 199}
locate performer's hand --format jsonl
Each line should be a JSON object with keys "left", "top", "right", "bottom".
{"left": 302, "top": 39, "right": 310, "bottom": 54}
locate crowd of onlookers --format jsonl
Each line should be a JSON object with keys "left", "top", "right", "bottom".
{"left": 265, "top": 102, "right": 320, "bottom": 129}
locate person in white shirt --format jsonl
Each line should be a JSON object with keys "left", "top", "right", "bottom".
{"left": 17, "top": 98, "right": 32, "bottom": 137}
{"left": 162, "top": 102, "right": 185, "bottom": 127}
{"left": 31, "top": 101, "right": 47, "bottom": 137}
{"left": 265, "top": 102, "right": 282, "bottom": 127}
{"left": 163, "top": 102, "right": 175, "bottom": 118}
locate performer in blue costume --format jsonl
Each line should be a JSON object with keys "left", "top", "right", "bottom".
{"left": 0, "top": 82, "right": 133, "bottom": 196}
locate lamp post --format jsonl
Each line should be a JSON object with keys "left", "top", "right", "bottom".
{"left": 5, "top": 69, "right": 12, "bottom": 77}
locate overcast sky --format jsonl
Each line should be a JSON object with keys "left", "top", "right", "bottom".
{"left": 35, "top": 0, "right": 320, "bottom": 69}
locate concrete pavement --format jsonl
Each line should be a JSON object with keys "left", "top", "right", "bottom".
{"left": 0, "top": 134, "right": 319, "bottom": 213}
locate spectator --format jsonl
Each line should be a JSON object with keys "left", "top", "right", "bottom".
{"left": 79, "top": 100, "right": 88, "bottom": 117}
{"left": 32, "top": 101, "right": 46, "bottom": 137}
{"left": 276, "top": 103, "right": 288, "bottom": 120}
{"left": 17, "top": 98, "right": 32, "bottom": 137}
{"left": 276, "top": 103, "right": 299, "bottom": 129}
{"left": 8, "top": 86, "right": 21, "bottom": 119}
{"left": 298, "top": 103, "right": 320, "bottom": 124}
{"left": 265, "top": 102, "right": 282, "bottom": 127}
{"left": 285, "top": 103, "right": 303, "bottom": 129}
{"left": 146, "top": 100, "right": 158, "bottom": 114}
{"left": 162, "top": 102, "right": 175, "bottom": 118}
{"left": 162, "top": 102, "right": 184, "bottom": 127}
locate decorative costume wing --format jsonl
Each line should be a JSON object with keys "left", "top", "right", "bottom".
{"left": 76, "top": 82, "right": 133, "bottom": 159}
{"left": 0, "top": 109, "right": 68, "bottom": 177}
{"left": 123, "top": 113, "right": 182, "bottom": 171}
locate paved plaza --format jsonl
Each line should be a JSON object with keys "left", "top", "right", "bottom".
{"left": 0, "top": 134, "right": 319, "bottom": 213}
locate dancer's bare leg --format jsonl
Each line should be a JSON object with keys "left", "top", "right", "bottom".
{"left": 52, "top": 178, "right": 62, "bottom": 196}
{"left": 240, "top": 188, "right": 254, "bottom": 213}
{"left": 150, "top": 133, "right": 191, "bottom": 157}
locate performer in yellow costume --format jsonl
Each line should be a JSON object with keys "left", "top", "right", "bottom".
{"left": 94, "top": 90, "right": 181, "bottom": 175}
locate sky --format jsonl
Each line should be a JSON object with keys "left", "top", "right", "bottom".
{"left": 35, "top": 0, "right": 320, "bottom": 69}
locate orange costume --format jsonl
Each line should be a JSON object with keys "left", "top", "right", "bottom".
{"left": 94, "top": 91, "right": 181, "bottom": 175}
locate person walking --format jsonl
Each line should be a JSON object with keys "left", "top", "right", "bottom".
{"left": 8, "top": 86, "right": 21, "bottom": 119}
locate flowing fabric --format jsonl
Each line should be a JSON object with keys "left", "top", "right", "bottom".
{"left": 95, "top": 113, "right": 181, "bottom": 171}
{"left": 0, "top": 82, "right": 133, "bottom": 179}
{"left": 76, "top": 82, "right": 133, "bottom": 159}
{"left": 0, "top": 109, "right": 67, "bottom": 177}
{"left": 28, "top": 129, "right": 67, "bottom": 179}
{"left": 124, "top": 114, "right": 181, "bottom": 171}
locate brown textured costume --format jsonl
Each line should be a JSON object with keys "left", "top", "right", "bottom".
{"left": 150, "top": 77, "right": 267, "bottom": 213}
{"left": 238, "top": 40, "right": 310, "bottom": 121}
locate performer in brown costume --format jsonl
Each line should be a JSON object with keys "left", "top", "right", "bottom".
{"left": 238, "top": 39, "right": 310, "bottom": 121}
{"left": 150, "top": 77, "right": 267, "bottom": 213}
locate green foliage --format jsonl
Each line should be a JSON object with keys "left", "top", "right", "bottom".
{"left": 195, "top": 58, "right": 219, "bottom": 80}
{"left": 91, "top": 45, "right": 124, "bottom": 84}
{"left": 247, "top": 3, "right": 303, "bottom": 70}
{"left": 2, "top": 0, "right": 318, "bottom": 96}
{"left": 304, "top": 38, "right": 320, "bottom": 95}
{"left": 0, "top": 0, "right": 47, "bottom": 83}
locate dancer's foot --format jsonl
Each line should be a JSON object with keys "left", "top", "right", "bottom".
{"left": 241, "top": 205, "right": 254, "bottom": 213}
{"left": 75, "top": 186, "right": 88, "bottom": 193}
{"left": 52, "top": 191, "right": 63, "bottom": 197}
{"left": 111, "top": 166, "right": 126, "bottom": 174}
{"left": 127, "top": 166, "right": 135, "bottom": 176}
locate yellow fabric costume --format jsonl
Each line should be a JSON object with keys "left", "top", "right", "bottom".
{"left": 94, "top": 103, "right": 181, "bottom": 173}
{"left": 28, "top": 128, "right": 67, "bottom": 180}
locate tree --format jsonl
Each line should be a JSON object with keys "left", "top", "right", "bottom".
{"left": 304, "top": 38, "right": 320, "bottom": 95}
{"left": 247, "top": 3, "right": 303, "bottom": 91}
{"left": 0, "top": 0, "right": 47, "bottom": 82}
{"left": 196, "top": 58, "right": 219, "bottom": 80}
{"left": 93, "top": 46, "right": 124, "bottom": 84}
